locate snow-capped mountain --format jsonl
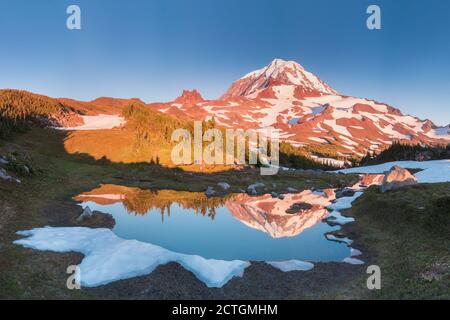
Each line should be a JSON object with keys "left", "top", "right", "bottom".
{"left": 221, "top": 58, "right": 337, "bottom": 99}
{"left": 153, "top": 58, "right": 450, "bottom": 157}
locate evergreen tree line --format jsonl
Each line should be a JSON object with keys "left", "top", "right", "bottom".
{"left": 0, "top": 89, "right": 75, "bottom": 138}
{"left": 360, "top": 141, "right": 450, "bottom": 165}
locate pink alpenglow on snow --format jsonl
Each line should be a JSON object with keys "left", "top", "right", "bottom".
{"left": 62, "top": 115, "right": 126, "bottom": 130}
{"left": 337, "top": 160, "right": 450, "bottom": 184}
{"left": 150, "top": 59, "right": 450, "bottom": 157}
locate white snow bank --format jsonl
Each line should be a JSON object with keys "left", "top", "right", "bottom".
{"left": 14, "top": 227, "right": 250, "bottom": 288}
{"left": 325, "top": 234, "right": 353, "bottom": 245}
{"left": 62, "top": 115, "right": 125, "bottom": 130}
{"left": 336, "top": 160, "right": 450, "bottom": 183}
{"left": 350, "top": 248, "right": 362, "bottom": 257}
{"left": 328, "top": 192, "right": 364, "bottom": 211}
{"left": 343, "top": 257, "right": 364, "bottom": 265}
{"left": 326, "top": 211, "right": 355, "bottom": 225}
{"left": 267, "top": 260, "right": 314, "bottom": 272}
{"left": 325, "top": 192, "right": 363, "bottom": 225}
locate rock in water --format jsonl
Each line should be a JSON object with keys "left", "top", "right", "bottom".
{"left": 77, "top": 206, "right": 93, "bottom": 222}
{"left": 380, "top": 165, "right": 418, "bottom": 192}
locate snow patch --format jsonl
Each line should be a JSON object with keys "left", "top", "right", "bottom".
{"left": 343, "top": 257, "right": 364, "bottom": 265}
{"left": 62, "top": 115, "right": 125, "bottom": 130}
{"left": 267, "top": 260, "right": 314, "bottom": 272}
{"left": 325, "top": 234, "right": 353, "bottom": 245}
{"left": 14, "top": 227, "right": 250, "bottom": 288}
{"left": 337, "top": 160, "right": 450, "bottom": 183}
{"left": 328, "top": 192, "right": 364, "bottom": 212}
{"left": 350, "top": 248, "right": 362, "bottom": 257}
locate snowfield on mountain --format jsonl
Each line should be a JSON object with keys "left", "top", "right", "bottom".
{"left": 61, "top": 115, "right": 126, "bottom": 130}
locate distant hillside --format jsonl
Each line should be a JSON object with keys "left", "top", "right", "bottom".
{"left": 58, "top": 97, "right": 145, "bottom": 116}
{"left": 63, "top": 102, "right": 192, "bottom": 165}
{"left": 0, "top": 89, "right": 82, "bottom": 137}
{"left": 0, "top": 89, "right": 363, "bottom": 170}
{"left": 0, "top": 89, "right": 145, "bottom": 138}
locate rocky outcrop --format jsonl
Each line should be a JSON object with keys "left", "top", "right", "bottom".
{"left": 359, "top": 174, "right": 385, "bottom": 187}
{"left": 75, "top": 206, "right": 116, "bottom": 229}
{"left": 76, "top": 206, "right": 93, "bottom": 222}
{"left": 174, "top": 89, "right": 204, "bottom": 105}
{"left": 380, "top": 166, "right": 418, "bottom": 192}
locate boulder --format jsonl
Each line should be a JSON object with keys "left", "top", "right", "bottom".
{"left": 205, "top": 186, "right": 216, "bottom": 197}
{"left": 77, "top": 206, "right": 93, "bottom": 222}
{"left": 286, "top": 187, "right": 298, "bottom": 193}
{"left": 380, "top": 166, "right": 418, "bottom": 192}
{"left": 270, "top": 192, "right": 279, "bottom": 198}
{"left": 217, "top": 182, "right": 231, "bottom": 190}
{"left": 247, "top": 182, "right": 265, "bottom": 190}
{"left": 247, "top": 182, "right": 265, "bottom": 195}
{"left": 76, "top": 208, "right": 116, "bottom": 228}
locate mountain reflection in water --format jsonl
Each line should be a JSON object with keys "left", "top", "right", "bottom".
{"left": 76, "top": 185, "right": 336, "bottom": 238}
{"left": 75, "top": 184, "right": 349, "bottom": 262}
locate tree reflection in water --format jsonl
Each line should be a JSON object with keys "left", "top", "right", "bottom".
{"left": 75, "top": 184, "right": 235, "bottom": 221}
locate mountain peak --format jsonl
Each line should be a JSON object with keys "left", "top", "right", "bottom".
{"left": 174, "top": 89, "right": 204, "bottom": 105}
{"left": 221, "top": 58, "right": 337, "bottom": 99}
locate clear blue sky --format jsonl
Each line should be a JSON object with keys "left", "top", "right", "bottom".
{"left": 0, "top": 0, "right": 449, "bottom": 125}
